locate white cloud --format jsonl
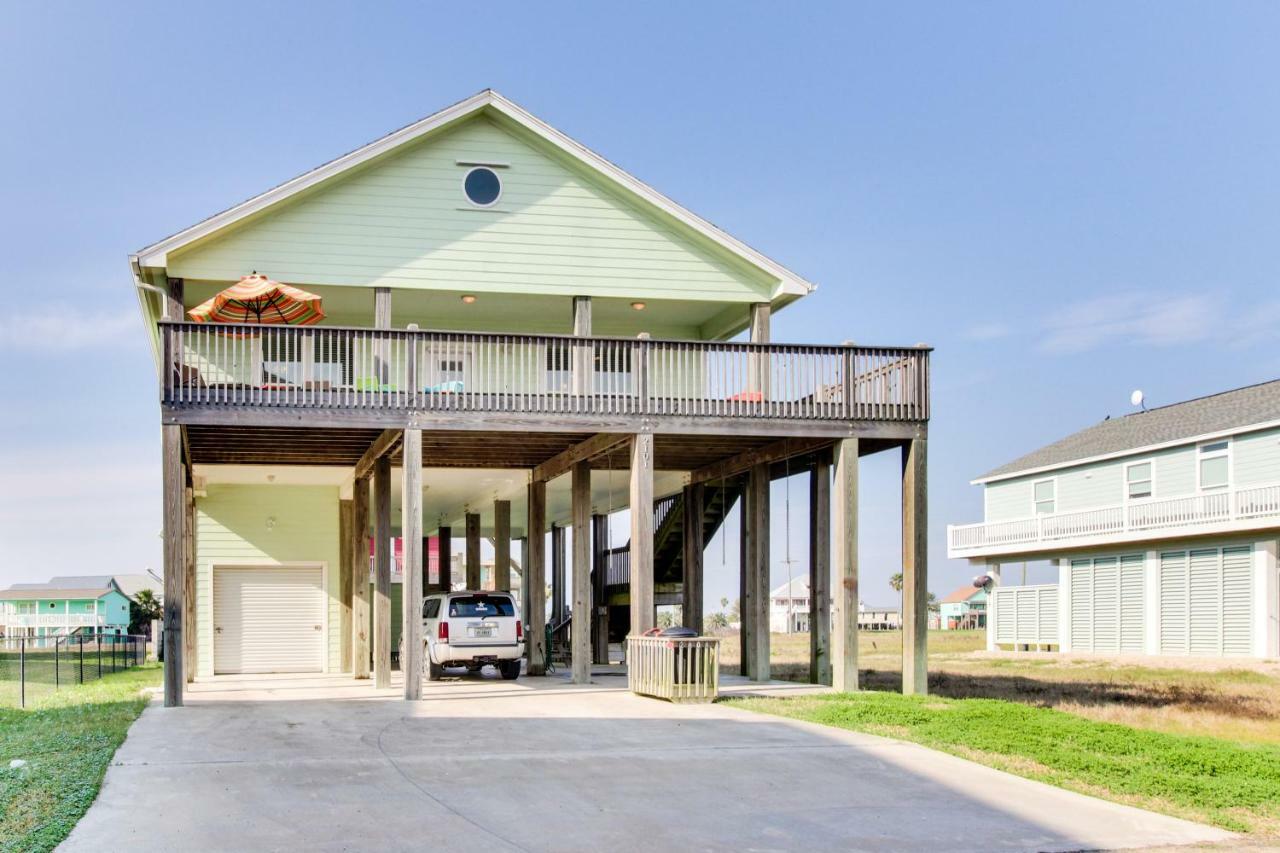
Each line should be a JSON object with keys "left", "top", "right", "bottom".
{"left": 1038, "top": 293, "right": 1218, "bottom": 355}
{"left": 963, "top": 322, "right": 1014, "bottom": 342}
{"left": 0, "top": 304, "right": 138, "bottom": 351}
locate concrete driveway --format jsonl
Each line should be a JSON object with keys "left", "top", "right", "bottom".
{"left": 62, "top": 672, "right": 1234, "bottom": 852}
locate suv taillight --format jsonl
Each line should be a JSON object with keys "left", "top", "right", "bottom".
{"left": 438, "top": 622, "right": 449, "bottom": 641}
{"left": 516, "top": 619, "right": 523, "bottom": 641}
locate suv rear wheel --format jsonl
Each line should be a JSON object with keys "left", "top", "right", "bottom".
{"left": 427, "top": 658, "right": 444, "bottom": 681}
{"left": 499, "top": 660, "right": 521, "bottom": 680}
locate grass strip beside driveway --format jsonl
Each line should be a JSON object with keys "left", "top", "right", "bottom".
{"left": 0, "top": 663, "right": 159, "bottom": 853}
{"left": 725, "top": 690, "right": 1280, "bottom": 836}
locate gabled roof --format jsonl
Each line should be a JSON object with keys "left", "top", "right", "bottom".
{"left": 941, "top": 584, "right": 983, "bottom": 604}
{"left": 770, "top": 577, "right": 810, "bottom": 599}
{"left": 8, "top": 575, "right": 159, "bottom": 601}
{"left": 978, "top": 378, "right": 1280, "bottom": 483}
{"left": 0, "top": 587, "right": 117, "bottom": 601}
{"left": 131, "top": 90, "right": 815, "bottom": 299}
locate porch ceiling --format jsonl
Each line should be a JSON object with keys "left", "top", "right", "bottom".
{"left": 184, "top": 426, "right": 810, "bottom": 473}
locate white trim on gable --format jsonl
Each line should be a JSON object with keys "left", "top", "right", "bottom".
{"left": 130, "top": 90, "right": 816, "bottom": 300}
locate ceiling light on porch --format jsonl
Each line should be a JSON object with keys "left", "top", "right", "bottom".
{"left": 630, "top": 301, "right": 646, "bottom": 311}
{"left": 461, "top": 294, "right": 477, "bottom": 304}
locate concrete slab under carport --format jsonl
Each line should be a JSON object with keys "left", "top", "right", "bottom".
{"left": 62, "top": 673, "right": 1236, "bottom": 853}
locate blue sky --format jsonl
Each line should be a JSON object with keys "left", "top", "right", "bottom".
{"left": 1, "top": 2, "right": 1277, "bottom": 608}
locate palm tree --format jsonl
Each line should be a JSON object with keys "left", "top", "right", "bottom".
{"left": 130, "top": 589, "right": 162, "bottom": 635}
{"left": 889, "top": 573, "right": 903, "bottom": 625}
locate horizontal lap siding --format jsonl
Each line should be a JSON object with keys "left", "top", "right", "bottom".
{"left": 168, "top": 117, "right": 775, "bottom": 302}
{"left": 195, "top": 484, "right": 342, "bottom": 678}
{"left": 1233, "top": 428, "right": 1280, "bottom": 486}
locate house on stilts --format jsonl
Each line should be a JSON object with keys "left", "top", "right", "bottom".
{"left": 131, "top": 90, "right": 931, "bottom": 705}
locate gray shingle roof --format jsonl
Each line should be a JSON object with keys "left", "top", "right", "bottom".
{"left": 980, "top": 378, "right": 1280, "bottom": 481}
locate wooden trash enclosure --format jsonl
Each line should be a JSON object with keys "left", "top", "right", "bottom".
{"left": 627, "top": 635, "right": 721, "bottom": 703}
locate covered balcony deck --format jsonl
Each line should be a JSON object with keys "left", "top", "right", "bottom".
{"left": 159, "top": 321, "right": 930, "bottom": 436}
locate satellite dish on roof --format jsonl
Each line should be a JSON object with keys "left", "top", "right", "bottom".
{"left": 1130, "top": 389, "right": 1146, "bottom": 410}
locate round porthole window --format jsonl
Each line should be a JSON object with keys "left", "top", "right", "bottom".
{"left": 463, "top": 167, "right": 502, "bottom": 207}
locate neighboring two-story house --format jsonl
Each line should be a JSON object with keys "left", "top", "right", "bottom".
{"left": 949, "top": 380, "right": 1280, "bottom": 658}
{"left": 0, "top": 578, "right": 132, "bottom": 638}
{"left": 938, "top": 584, "right": 986, "bottom": 630}
{"left": 133, "top": 90, "right": 932, "bottom": 706}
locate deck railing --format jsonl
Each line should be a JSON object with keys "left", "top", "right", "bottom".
{"left": 2, "top": 614, "right": 104, "bottom": 629}
{"left": 160, "top": 321, "right": 930, "bottom": 422}
{"left": 950, "top": 482, "right": 1280, "bottom": 555}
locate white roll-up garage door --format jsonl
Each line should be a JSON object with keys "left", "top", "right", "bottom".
{"left": 213, "top": 565, "right": 324, "bottom": 674}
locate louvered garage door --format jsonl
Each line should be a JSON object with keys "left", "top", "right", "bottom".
{"left": 1159, "top": 546, "right": 1253, "bottom": 656}
{"left": 214, "top": 566, "right": 324, "bottom": 674}
{"left": 1068, "top": 554, "right": 1144, "bottom": 653}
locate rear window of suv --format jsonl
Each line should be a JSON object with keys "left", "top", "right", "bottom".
{"left": 448, "top": 595, "right": 515, "bottom": 618}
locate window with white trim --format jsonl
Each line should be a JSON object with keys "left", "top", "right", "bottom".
{"left": 1033, "top": 479, "right": 1056, "bottom": 514}
{"left": 1198, "top": 440, "right": 1229, "bottom": 490}
{"left": 1125, "top": 461, "right": 1153, "bottom": 500}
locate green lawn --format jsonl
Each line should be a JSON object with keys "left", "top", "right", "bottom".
{"left": 725, "top": 690, "right": 1280, "bottom": 836}
{"left": 0, "top": 663, "right": 160, "bottom": 853}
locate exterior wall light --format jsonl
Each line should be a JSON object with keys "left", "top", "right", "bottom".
{"left": 631, "top": 301, "right": 646, "bottom": 311}
{"left": 461, "top": 294, "right": 477, "bottom": 304}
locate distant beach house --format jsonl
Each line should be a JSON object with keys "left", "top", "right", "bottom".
{"left": 0, "top": 575, "right": 148, "bottom": 638}
{"left": 769, "top": 578, "right": 901, "bottom": 633}
{"left": 938, "top": 584, "right": 986, "bottom": 630}
{"left": 949, "top": 380, "right": 1280, "bottom": 658}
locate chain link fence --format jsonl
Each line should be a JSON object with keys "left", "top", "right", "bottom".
{"left": 0, "top": 633, "right": 147, "bottom": 708}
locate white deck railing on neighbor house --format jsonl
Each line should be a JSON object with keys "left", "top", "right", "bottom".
{"left": 989, "top": 584, "right": 1059, "bottom": 650}
{"left": 1, "top": 614, "right": 104, "bottom": 629}
{"left": 950, "top": 483, "right": 1280, "bottom": 557}
{"left": 160, "top": 321, "right": 931, "bottom": 423}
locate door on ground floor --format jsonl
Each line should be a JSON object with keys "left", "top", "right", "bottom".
{"left": 213, "top": 565, "right": 325, "bottom": 674}
{"left": 1068, "top": 554, "right": 1145, "bottom": 653}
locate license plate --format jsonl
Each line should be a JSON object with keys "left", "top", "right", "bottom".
{"left": 468, "top": 625, "right": 495, "bottom": 639}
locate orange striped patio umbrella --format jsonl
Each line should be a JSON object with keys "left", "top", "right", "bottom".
{"left": 188, "top": 273, "right": 325, "bottom": 325}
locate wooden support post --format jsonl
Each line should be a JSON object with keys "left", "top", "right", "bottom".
{"left": 401, "top": 429, "right": 423, "bottom": 700}
{"left": 161, "top": 424, "right": 184, "bottom": 706}
{"left": 163, "top": 277, "right": 184, "bottom": 321}
{"left": 739, "top": 491, "right": 750, "bottom": 676}
{"left": 184, "top": 485, "right": 196, "bottom": 683}
{"left": 571, "top": 295, "right": 592, "bottom": 396}
{"left": 374, "top": 286, "right": 391, "bottom": 385}
{"left": 527, "top": 480, "right": 548, "bottom": 675}
{"left": 551, "top": 523, "right": 566, "bottom": 623}
{"left": 373, "top": 456, "right": 392, "bottom": 689}
{"left": 339, "top": 499, "right": 353, "bottom": 673}
{"left": 748, "top": 302, "right": 771, "bottom": 397}
{"left": 809, "top": 454, "right": 832, "bottom": 686}
{"left": 374, "top": 287, "right": 391, "bottom": 327}
{"left": 493, "top": 501, "right": 511, "bottom": 591}
{"left": 591, "top": 514, "right": 609, "bottom": 664}
{"left": 747, "top": 462, "right": 771, "bottom": 682}
{"left": 629, "top": 434, "right": 655, "bottom": 636}
{"left": 465, "top": 513, "right": 482, "bottom": 589}
{"left": 351, "top": 476, "right": 370, "bottom": 679}
{"left": 518, "top": 537, "right": 529, "bottom": 628}
{"left": 831, "top": 439, "right": 859, "bottom": 691}
{"left": 571, "top": 460, "right": 592, "bottom": 683}
{"left": 682, "top": 483, "right": 705, "bottom": 634}
{"left": 436, "top": 526, "right": 451, "bottom": 593}
{"left": 902, "top": 438, "right": 928, "bottom": 695}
